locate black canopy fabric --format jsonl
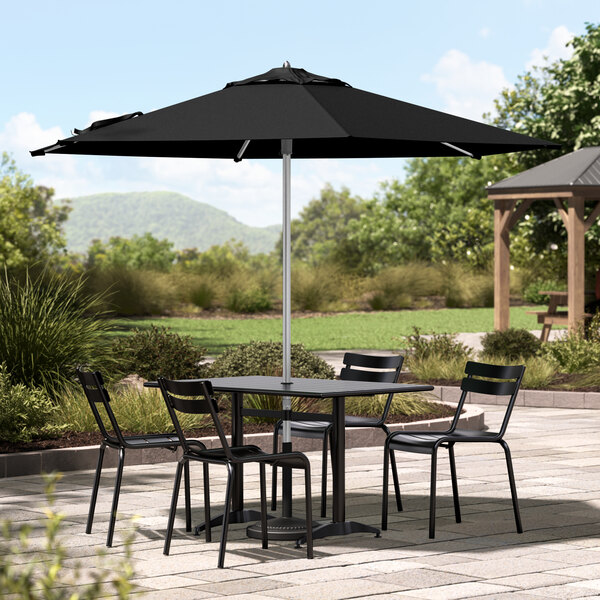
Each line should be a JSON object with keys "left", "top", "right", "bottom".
{"left": 31, "top": 66, "right": 558, "bottom": 160}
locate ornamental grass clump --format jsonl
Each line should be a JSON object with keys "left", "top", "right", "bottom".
{"left": 0, "top": 268, "right": 113, "bottom": 396}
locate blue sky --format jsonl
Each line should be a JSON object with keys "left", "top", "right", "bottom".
{"left": 1, "top": 1, "right": 597, "bottom": 227}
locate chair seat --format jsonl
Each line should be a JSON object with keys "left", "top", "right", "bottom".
{"left": 388, "top": 429, "right": 499, "bottom": 454}
{"left": 121, "top": 434, "right": 181, "bottom": 447}
{"left": 189, "top": 444, "right": 309, "bottom": 469}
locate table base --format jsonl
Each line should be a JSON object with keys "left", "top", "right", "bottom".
{"left": 246, "top": 517, "right": 380, "bottom": 544}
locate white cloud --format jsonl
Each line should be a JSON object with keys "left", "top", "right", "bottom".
{"left": 526, "top": 25, "right": 574, "bottom": 71}
{"left": 2, "top": 112, "right": 399, "bottom": 228}
{"left": 421, "top": 49, "right": 510, "bottom": 120}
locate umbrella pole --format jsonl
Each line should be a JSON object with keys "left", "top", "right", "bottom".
{"left": 281, "top": 139, "right": 293, "bottom": 517}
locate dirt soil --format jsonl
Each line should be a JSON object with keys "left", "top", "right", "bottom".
{"left": 0, "top": 409, "right": 455, "bottom": 454}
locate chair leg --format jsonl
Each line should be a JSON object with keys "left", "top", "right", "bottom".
{"left": 381, "top": 443, "right": 390, "bottom": 530}
{"left": 86, "top": 443, "right": 106, "bottom": 535}
{"left": 164, "top": 460, "right": 184, "bottom": 556}
{"left": 382, "top": 426, "right": 402, "bottom": 511}
{"left": 271, "top": 424, "right": 280, "bottom": 511}
{"left": 259, "top": 463, "right": 268, "bottom": 549}
{"left": 184, "top": 460, "right": 192, "bottom": 533}
{"left": 304, "top": 466, "right": 313, "bottom": 559}
{"left": 320, "top": 431, "right": 329, "bottom": 518}
{"left": 500, "top": 440, "right": 523, "bottom": 534}
{"left": 218, "top": 464, "right": 234, "bottom": 569}
{"left": 203, "top": 462, "right": 212, "bottom": 543}
{"left": 429, "top": 448, "right": 438, "bottom": 539}
{"left": 448, "top": 444, "right": 461, "bottom": 524}
{"left": 107, "top": 447, "right": 125, "bottom": 548}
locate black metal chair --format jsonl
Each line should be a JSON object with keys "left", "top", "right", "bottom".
{"left": 76, "top": 368, "right": 206, "bottom": 547}
{"left": 381, "top": 360, "right": 525, "bottom": 539}
{"left": 158, "top": 377, "right": 313, "bottom": 568}
{"left": 271, "top": 352, "right": 404, "bottom": 517}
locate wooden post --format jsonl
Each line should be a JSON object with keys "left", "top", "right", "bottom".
{"left": 494, "top": 199, "right": 513, "bottom": 331}
{"left": 567, "top": 197, "right": 586, "bottom": 333}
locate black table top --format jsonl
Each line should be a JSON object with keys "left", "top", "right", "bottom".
{"left": 145, "top": 375, "right": 433, "bottom": 398}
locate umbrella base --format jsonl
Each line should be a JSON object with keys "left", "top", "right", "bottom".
{"left": 246, "top": 516, "right": 315, "bottom": 541}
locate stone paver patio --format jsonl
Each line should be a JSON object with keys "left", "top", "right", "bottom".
{"left": 2, "top": 405, "right": 600, "bottom": 599}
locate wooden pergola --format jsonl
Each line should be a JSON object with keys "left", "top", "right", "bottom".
{"left": 488, "top": 147, "right": 600, "bottom": 333}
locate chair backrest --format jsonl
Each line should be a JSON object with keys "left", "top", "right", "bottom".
{"left": 158, "top": 378, "right": 234, "bottom": 459}
{"left": 451, "top": 361, "right": 525, "bottom": 438}
{"left": 340, "top": 352, "right": 404, "bottom": 422}
{"left": 76, "top": 368, "right": 126, "bottom": 446}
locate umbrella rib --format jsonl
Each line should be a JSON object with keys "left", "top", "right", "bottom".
{"left": 441, "top": 142, "right": 477, "bottom": 158}
{"left": 234, "top": 140, "right": 251, "bottom": 162}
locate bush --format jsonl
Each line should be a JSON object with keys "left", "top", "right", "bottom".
{"left": 209, "top": 341, "right": 335, "bottom": 420}
{"left": 406, "top": 327, "right": 472, "bottom": 362}
{"left": 225, "top": 287, "right": 273, "bottom": 313}
{"left": 84, "top": 266, "right": 178, "bottom": 315}
{"left": 111, "top": 325, "right": 208, "bottom": 380}
{"left": 292, "top": 264, "right": 342, "bottom": 312}
{"left": 368, "top": 264, "right": 442, "bottom": 310}
{"left": 523, "top": 279, "right": 566, "bottom": 304}
{"left": 189, "top": 279, "right": 216, "bottom": 309}
{"left": 541, "top": 316, "right": 600, "bottom": 373}
{"left": 0, "top": 269, "right": 113, "bottom": 395}
{"left": 481, "top": 328, "right": 542, "bottom": 360}
{"left": 0, "top": 473, "right": 137, "bottom": 598}
{"left": 440, "top": 264, "right": 494, "bottom": 308}
{"left": 0, "top": 364, "right": 66, "bottom": 442}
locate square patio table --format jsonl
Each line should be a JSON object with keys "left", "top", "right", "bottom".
{"left": 147, "top": 375, "right": 433, "bottom": 543}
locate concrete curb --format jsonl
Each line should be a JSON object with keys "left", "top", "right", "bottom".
{"left": 0, "top": 403, "right": 483, "bottom": 479}
{"left": 432, "top": 385, "right": 600, "bottom": 410}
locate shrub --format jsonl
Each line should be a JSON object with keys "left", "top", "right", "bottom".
{"left": 0, "top": 473, "right": 137, "bottom": 598}
{"left": 409, "top": 355, "right": 469, "bottom": 382}
{"left": 480, "top": 328, "right": 542, "bottom": 360}
{"left": 84, "top": 266, "right": 179, "bottom": 315}
{"left": 541, "top": 317, "right": 600, "bottom": 373}
{"left": 345, "top": 393, "right": 450, "bottom": 418}
{"left": 406, "top": 327, "right": 472, "bottom": 362}
{"left": 209, "top": 341, "right": 335, "bottom": 420}
{"left": 368, "top": 264, "right": 442, "bottom": 310}
{"left": 292, "top": 264, "right": 342, "bottom": 312}
{"left": 523, "top": 279, "right": 566, "bottom": 305}
{"left": 0, "top": 268, "right": 113, "bottom": 395}
{"left": 111, "top": 325, "right": 208, "bottom": 380}
{"left": 225, "top": 287, "right": 273, "bottom": 313}
{"left": 439, "top": 263, "right": 494, "bottom": 308}
{"left": 189, "top": 279, "right": 216, "bottom": 309}
{"left": 55, "top": 384, "right": 209, "bottom": 434}
{"left": 0, "top": 364, "right": 66, "bottom": 442}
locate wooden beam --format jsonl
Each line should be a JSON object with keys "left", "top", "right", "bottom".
{"left": 494, "top": 199, "right": 512, "bottom": 331}
{"left": 567, "top": 197, "right": 586, "bottom": 333}
{"left": 554, "top": 198, "right": 569, "bottom": 228}
{"left": 507, "top": 199, "right": 534, "bottom": 231}
{"left": 585, "top": 200, "right": 600, "bottom": 233}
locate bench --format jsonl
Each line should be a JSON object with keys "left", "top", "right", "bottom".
{"left": 526, "top": 310, "right": 593, "bottom": 341}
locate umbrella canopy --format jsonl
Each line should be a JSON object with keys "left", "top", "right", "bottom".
{"left": 32, "top": 65, "right": 557, "bottom": 160}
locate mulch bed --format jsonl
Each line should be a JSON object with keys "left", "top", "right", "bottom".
{"left": 0, "top": 409, "right": 454, "bottom": 454}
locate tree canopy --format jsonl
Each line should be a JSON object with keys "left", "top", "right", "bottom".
{"left": 0, "top": 153, "right": 70, "bottom": 269}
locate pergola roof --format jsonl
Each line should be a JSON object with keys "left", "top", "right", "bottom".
{"left": 488, "top": 146, "right": 600, "bottom": 195}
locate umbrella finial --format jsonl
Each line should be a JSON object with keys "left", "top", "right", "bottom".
{"left": 283, "top": 61, "right": 291, "bottom": 68}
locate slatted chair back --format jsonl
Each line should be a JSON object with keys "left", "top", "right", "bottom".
{"left": 450, "top": 361, "right": 525, "bottom": 438}
{"left": 158, "top": 378, "right": 233, "bottom": 459}
{"left": 340, "top": 352, "right": 404, "bottom": 422}
{"left": 76, "top": 368, "right": 127, "bottom": 446}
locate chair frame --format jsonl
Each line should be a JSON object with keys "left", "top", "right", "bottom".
{"left": 381, "top": 361, "right": 525, "bottom": 539}
{"left": 158, "top": 377, "right": 314, "bottom": 568}
{"left": 76, "top": 368, "right": 205, "bottom": 547}
{"left": 271, "top": 352, "right": 404, "bottom": 518}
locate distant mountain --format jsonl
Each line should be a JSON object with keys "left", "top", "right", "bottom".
{"left": 62, "top": 191, "right": 279, "bottom": 254}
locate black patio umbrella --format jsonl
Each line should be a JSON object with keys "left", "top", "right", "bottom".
{"left": 32, "top": 62, "right": 558, "bottom": 537}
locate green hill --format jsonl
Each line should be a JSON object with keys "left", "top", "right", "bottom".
{"left": 62, "top": 191, "right": 279, "bottom": 254}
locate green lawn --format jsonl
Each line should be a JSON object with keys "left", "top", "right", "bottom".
{"left": 110, "top": 306, "right": 549, "bottom": 355}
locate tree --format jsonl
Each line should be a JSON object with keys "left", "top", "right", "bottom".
{"left": 86, "top": 232, "right": 176, "bottom": 271}
{"left": 279, "top": 185, "right": 367, "bottom": 266}
{"left": 0, "top": 153, "right": 70, "bottom": 269}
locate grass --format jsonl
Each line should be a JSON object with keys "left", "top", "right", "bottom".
{"left": 109, "top": 306, "right": 550, "bottom": 355}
